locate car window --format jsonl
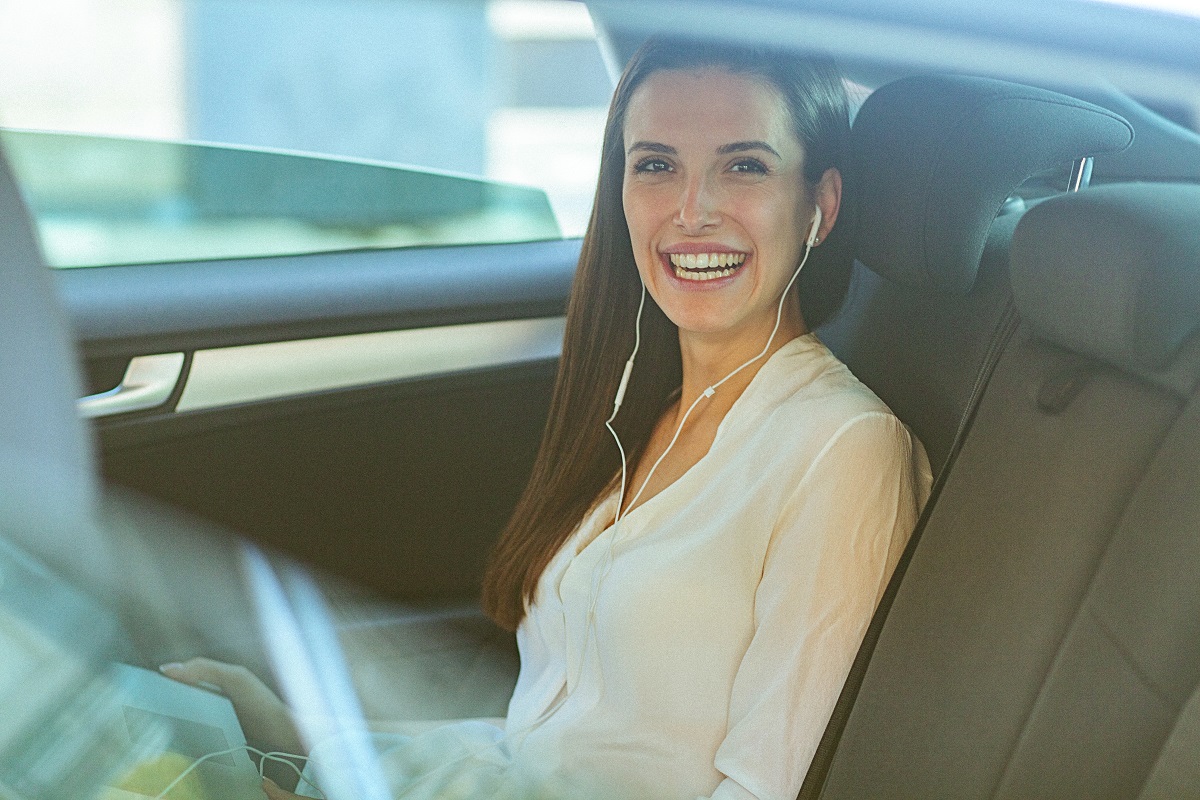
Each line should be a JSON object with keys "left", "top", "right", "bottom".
{"left": 0, "top": 0, "right": 612, "bottom": 267}
{"left": 2, "top": 130, "right": 561, "bottom": 268}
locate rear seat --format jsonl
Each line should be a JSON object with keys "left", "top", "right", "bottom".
{"left": 819, "top": 73, "right": 1133, "bottom": 475}
{"left": 803, "top": 76, "right": 1131, "bottom": 794}
{"left": 812, "top": 182, "right": 1200, "bottom": 798}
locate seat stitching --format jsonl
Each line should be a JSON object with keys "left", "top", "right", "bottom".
{"left": 988, "top": 396, "right": 1183, "bottom": 798}
{"left": 988, "top": 536, "right": 1128, "bottom": 798}
{"left": 1085, "top": 604, "right": 1175, "bottom": 708}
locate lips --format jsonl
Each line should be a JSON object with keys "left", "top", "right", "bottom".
{"left": 664, "top": 251, "right": 748, "bottom": 282}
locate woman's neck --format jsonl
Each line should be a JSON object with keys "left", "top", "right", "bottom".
{"left": 675, "top": 312, "right": 808, "bottom": 415}
{"left": 616, "top": 311, "right": 808, "bottom": 519}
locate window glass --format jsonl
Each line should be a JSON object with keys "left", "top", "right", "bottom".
{"left": 3, "top": 130, "right": 561, "bottom": 267}
{"left": 0, "top": 0, "right": 612, "bottom": 267}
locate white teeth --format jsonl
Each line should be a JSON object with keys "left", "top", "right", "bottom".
{"left": 672, "top": 263, "right": 741, "bottom": 281}
{"left": 667, "top": 252, "right": 746, "bottom": 281}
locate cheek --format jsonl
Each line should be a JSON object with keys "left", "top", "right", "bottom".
{"left": 622, "top": 187, "right": 660, "bottom": 249}
{"left": 737, "top": 187, "right": 794, "bottom": 231}
{"left": 742, "top": 190, "right": 806, "bottom": 259}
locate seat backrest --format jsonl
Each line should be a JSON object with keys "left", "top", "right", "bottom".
{"left": 802, "top": 74, "right": 1133, "bottom": 799}
{"left": 818, "top": 182, "right": 1200, "bottom": 799}
{"left": 819, "top": 74, "right": 1133, "bottom": 475}
{"left": 0, "top": 136, "right": 107, "bottom": 581}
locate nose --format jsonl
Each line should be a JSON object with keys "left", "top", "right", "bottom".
{"left": 674, "top": 173, "right": 721, "bottom": 233}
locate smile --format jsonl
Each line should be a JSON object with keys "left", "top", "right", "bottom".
{"left": 667, "top": 252, "right": 747, "bottom": 282}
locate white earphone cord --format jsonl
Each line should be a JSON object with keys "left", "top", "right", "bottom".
{"left": 610, "top": 219, "right": 820, "bottom": 521}
{"left": 604, "top": 282, "right": 647, "bottom": 527}
{"left": 253, "top": 219, "right": 824, "bottom": 800}
{"left": 151, "top": 745, "right": 323, "bottom": 799}
{"left": 392, "top": 223, "right": 821, "bottom": 798}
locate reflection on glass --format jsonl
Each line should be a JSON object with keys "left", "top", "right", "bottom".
{"left": 1, "top": 129, "right": 562, "bottom": 268}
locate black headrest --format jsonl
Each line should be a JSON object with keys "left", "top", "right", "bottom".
{"left": 849, "top": 74, "right": 1134, "bottom": 295}
{"left": 1011, "top": 182, "right": 1200, "bottom": 376}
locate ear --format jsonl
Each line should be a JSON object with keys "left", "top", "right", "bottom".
{"left": 812, "top": 167, "right": 843, "bottom": 244}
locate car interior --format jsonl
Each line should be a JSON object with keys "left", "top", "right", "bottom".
{"left": 802, "top": 76, "right": 1200, "bottom": 799}
{"left": 3, "top": 1, "right": 1200, "bottom": 798}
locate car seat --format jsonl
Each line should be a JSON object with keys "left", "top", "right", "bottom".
{"left": 0, "top": 134, "right": 278, "bottom": 797}
{"left": 811, "top": 180, "right": 1200, "bottom": 798}
{"left": 818, "top": 73, "right": 1133, "bottom": 476}
{"left": 805, "top": 76, "right": 1132, "bottom": 794}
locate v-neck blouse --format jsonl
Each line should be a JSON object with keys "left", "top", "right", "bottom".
{"left": 501, "top": 333, "right": 932, "bottom": 799}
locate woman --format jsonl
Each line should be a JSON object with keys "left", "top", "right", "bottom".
{"left": 166, "top": 37, "right": 930, "bottom": 800}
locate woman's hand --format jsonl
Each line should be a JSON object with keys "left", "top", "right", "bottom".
{"left": 159, "top": 658, "right": 303, "bottom": 756}
{"left": 263, "top": 777, "right": 308, "bottom": 799}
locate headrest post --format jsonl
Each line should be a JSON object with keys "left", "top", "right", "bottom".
{"left": 1069, "top": 157, "right": 1094, "bottom": 192}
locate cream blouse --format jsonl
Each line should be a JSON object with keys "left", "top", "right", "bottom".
{"left": 502, "top": 333, "right": 932, "bottom": 799}
{"left": 312, "top": 333, "right": 931, "bottom": 800}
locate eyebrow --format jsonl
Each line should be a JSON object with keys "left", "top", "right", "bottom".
{"left": 625, "top": 140, "right": 782, "bottom": 159}
{"left": 626, "top": 141, "right": 676, "bottom": 155}
{"left": 717, "top": 140, "right": 782, "bottom": 158}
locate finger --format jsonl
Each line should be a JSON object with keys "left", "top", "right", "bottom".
{"left": 158, "top": 660, "right": 203, "bottom": 686}
{"left": 262, "top": 777, "right": 301, "bottom": 799}
{"left": 159, "top": 657, "right": 220, "bottom": 685}
{"left": 159, "top": 657, "right": 245, "bottom": 693}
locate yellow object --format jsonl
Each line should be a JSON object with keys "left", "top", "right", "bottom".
{"left": 104, "top": 751, "right": 209, "bottom": 800}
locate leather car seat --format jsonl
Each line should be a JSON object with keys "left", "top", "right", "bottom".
{"left": 819, "top": 73, "right": 1133, "bottom": 476}
{"left": 806, "top": 74, "right": 1137, "bottom": 797}
{"left": 814, "top": 182, "right": 1200, "bottom": 798}
{"left": 0, "top": 134, "right": 272, "bottom": 797}
{"left": 0, "top": 136, "right": 108, "bottom": 582}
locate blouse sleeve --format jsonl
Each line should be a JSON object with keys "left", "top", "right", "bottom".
{"left": 702, "top": 411, "right": 929, "bottom": 800}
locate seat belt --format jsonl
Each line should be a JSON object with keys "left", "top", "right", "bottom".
{"left": 1136, "top": 682, "right": 1200, "bottom": 800}
{"left": 796, "top": 301, "right": 1020, "bottom": 799}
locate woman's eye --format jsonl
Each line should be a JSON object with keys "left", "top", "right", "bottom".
{"left": 730, "top": 158, "right": 769, "bottom": 174}
{"left": 633, "top": 157, "right": 672, "bottom": 174}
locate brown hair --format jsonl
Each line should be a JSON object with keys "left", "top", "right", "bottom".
{"left": 481, "top": 37, "right": 852, "bottom": 631}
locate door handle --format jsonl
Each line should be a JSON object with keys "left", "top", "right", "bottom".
{"left": 78, "top": 353, "right": 186, "bottom": 419}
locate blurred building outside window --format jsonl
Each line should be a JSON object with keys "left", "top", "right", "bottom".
{"left": 0, "top": 0, "right": 610, "bottom": 240}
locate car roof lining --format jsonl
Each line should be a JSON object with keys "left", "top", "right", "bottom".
{"left": 598, "top": 30, "right": 1200, "bottom": 183}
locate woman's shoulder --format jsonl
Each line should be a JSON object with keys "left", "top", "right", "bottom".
{"left": 769, "top": 344, "right": 931, "bottom": 496}
{"left": 724, "top": 335, "right": 917, "bottom": 479}
{"left": 769, "top": 334, "right": 898, "bottom": 424}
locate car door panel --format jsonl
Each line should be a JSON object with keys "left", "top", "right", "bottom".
{"left": 65, "top": 238, "right": 579, "bottom": 603}
{"left": 59, "top": 239, "right": 578, "bottom": 356}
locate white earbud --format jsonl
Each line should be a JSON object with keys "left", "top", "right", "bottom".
{"left": 806, "top": 205, "right": 823, "bottom": 248}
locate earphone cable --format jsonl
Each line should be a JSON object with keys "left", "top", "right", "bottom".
{"left": 150, "top": 745, "right": 323, "bottom": 799}
{"left": 619, "top": 237, "right": 816, "bottom": 518}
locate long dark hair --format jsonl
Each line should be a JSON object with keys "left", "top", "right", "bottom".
{"left": 482, "top": 37, "right": 852, "bottom": 631}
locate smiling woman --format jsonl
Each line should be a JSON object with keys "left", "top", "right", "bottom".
{"left": 621, "top": 67, "right": 840, "bottom": 366}
{"left": 471, "top": 37, "right": 929, "bottom": 799}
{"left": 158, "top": 35, "right": 930, "bottom": 800}
{"left": 483, "top": 42, "right": 862, "bottom": 634}
{"left": 5, "top": 0, "right": 1200, "bottom": 797}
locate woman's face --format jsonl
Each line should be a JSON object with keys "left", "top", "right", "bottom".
{"left": 622, "top": 68, "right": 819, "bottom": 348}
